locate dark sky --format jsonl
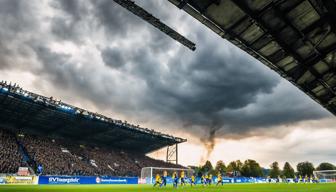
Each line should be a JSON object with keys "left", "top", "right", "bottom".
{"left": 0, "top": 0, "right": 331, "bottom": 146}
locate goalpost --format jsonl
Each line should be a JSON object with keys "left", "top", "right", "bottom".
{"left": 314, "top": 170, "right": 336, "bottom": 183}
{"left": 140, "top": 167, "right": 194, "bottom": 184}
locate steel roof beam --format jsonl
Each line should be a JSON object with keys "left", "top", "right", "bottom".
{"left": 113, "top": 0, "right": 196, "bottom": 51}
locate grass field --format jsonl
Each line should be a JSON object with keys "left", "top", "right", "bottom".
{"left": 1, "top": 183, "right": 336, "bottom": 192}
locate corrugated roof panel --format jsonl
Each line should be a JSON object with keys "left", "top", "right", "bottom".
{"left": 295, "top": 42, "right": 314, "bottom": 59}
{"left": 240, "top": 24, "right": 264, "bottom": 43}
{"left": 277, "top": 56, "right": 295, "bottom": 67}
{"left": 297, "top": 70, "right": 315, "bottom": 84}
{"left": 317, "top": 33, "right": 336, "bottom": 50}
{"left": 282, "top": 62, "right": 298, "bottom": 72}
{"left": 231, "top": 17, "right": 252, "bottom": 35}
{"left": 268, "top": 50, "right": 287, "bottom": 63}
{"left": 259, "top": 41, "right": 281, "bottom": 56}
{"left": 287, "top": 1, "right": 320, "bottom": 30}
{"left": 308, "top": 26, "right": 330, "bottom": 44}
{"left": 251, "top": 35, "right": 272, "bottom": 50}
{"left": 312, "top": 84, "right": 324, "bottom": 93}
{"left": 206, "top": 0, "right": 245, "bottom": 29}
{"left": 325, "top": 52, "right": 336, "bottom": 64}
{"left": 325, "top": 75, "right": 336, "bottom": 85}
{"left": 313, "top": 61, "right": 330, "bottom": 74}
{"left": 315, "top": 88, "right": 328, "bottom": 97}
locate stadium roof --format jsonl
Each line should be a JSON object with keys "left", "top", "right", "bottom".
{"left": 169, "top": 0, "right": 336, "bottom": 115}
{"left": 0, "top": 81, "right": 186, "bottom": 154}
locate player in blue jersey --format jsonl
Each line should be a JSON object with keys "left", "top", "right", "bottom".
{"left": 160, "top": 171, "right": 167, "bottom": 187}
{"left": 172, "top": 171, "right": 179, "bottom": 188}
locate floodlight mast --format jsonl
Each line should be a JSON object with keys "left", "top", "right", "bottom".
{"left": 113, "top": 0, "right": 196, "bottom": 51}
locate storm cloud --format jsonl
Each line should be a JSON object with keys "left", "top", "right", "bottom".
{"left": 0, "top": 0, "right": 331, "bottom": 148}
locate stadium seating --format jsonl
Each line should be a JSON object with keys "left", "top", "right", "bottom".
{"left": 0, "top": 128, "right": 184, "bottom": 176}
{"left": 0, "top": 129, "right": 23, "bottom": 174}
{"left": 20, "top": 135, "right": 96, "bottom": 176}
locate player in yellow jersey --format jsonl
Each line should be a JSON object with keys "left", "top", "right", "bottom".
{"left": 153, "top": 173, "right": 161, "bottom": 187}
{"left": 216, "top": 173, "right": 223, "bottom": 186}
{"left": 299, "top": 175, "right": 302, "bottom": 183}
{"left": 190, "top": 175, "right": 196, "bottom": 186}
{"left": 180, "top": 171, "right": 186, "bottom": 186}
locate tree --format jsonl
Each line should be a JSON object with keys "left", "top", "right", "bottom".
{"left": 282, "top": 162, "right": 295, "bottom": 178}
{"left": 269, "top": 161, "right": 281, "bottom": 178}
{"left": 215, "top": 160, "right": 226, "bottom": 174}
{"left": 201, "top": 160, "right": 214, "bottom": 174}
{"left": 241, "top": 159, "right": 263, "bottom": 177}
{"left": 227, "top": 160, "right": 243, "bottom": 173}
{"left": 316, "top": 162, "right": 336, "bottom": 171}
{"left": 297, "top": 161, "right": 315, "bottom": 176}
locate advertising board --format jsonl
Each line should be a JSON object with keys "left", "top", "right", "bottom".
{"left": 38, "top": 176, "right": 138, "bottom": 185}
{"left": 4, "top": 176, "right": 38, "bottom": 184}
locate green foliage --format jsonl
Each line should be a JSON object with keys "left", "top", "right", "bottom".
{"left": 215, "top": 160, "right": 226, "bottom": 174}
{"left": 269, "top": 161, "right": 281, "bottom": 178}
{"left": 201, "top": 160, "right": 214, "bottom": 174}
{"left": 282, "top": 162, "right": 295, "bottom": 178}
{"left": 227, "top": 160, "right": 243, "bottom": 172}
{"left": 241, "top": 159, "right": 263, "bottom": 177}
{"left": 316, "top": 162, "right": 336, "bottom": 171}
{"left": 297, "top": 161, "right": 315, "bottom": 176}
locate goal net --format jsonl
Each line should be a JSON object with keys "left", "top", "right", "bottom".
{"left": 140, "top": 167, "right": 194, "bottom": 184}
{"left": 314, "top": 170, "right": 336, "bottom": 183}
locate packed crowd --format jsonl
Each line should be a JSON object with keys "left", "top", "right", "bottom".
{"left": 20, "top": 135, "right": 96, "bottom": 176}
{"left": 0, "top": 128, "right": 184, "bottom": 176}
{"left": 0, "top": 129, "right": 23, "bottom": 173}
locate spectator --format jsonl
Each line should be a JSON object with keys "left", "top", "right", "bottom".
{"left": 0, "top": 129, "right": 23, "bottom": 173}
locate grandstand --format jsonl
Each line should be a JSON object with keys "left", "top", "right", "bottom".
{"left": 0, "top": 81, "right": 186, "bottom": 176}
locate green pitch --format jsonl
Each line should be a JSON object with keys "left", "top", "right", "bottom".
{"left": 1, "top": 183, "right": 336, "bottom": 192}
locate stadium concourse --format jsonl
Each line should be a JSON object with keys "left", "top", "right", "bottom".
{"left": 0, "top": 81, "right": 185, "bottom": 177}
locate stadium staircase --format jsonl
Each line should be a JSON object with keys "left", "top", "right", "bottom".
{"left": 15, "top": 137, "right": 37, "bottom": 174}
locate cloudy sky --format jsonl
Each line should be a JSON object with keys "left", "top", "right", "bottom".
{"left": 0, "top": 0, "right": 335, "bottom": 168}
